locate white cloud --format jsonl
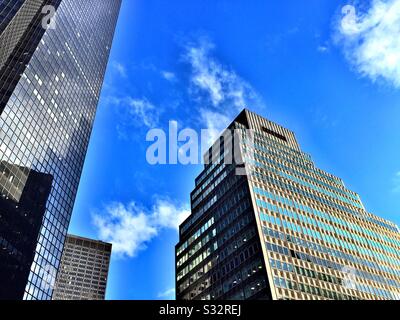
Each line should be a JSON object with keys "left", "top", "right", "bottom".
{"left": 106, "top": 96, "right": 159, "bottom": 130}
{"left": 336, "top": 0, "right": 400, "bottom": 87}
{"left": 393, "top": 171, "right": 400, "bottom": 193}
{"left": 92, "top": 203, "right": 157, "bottom": 258}
{"left": 317, "top": 45, "right": 329, "bottom": 53}
{"left": 199, "top": 108, "right": 231, "bottom": 144}
{"left": 112, "top": 61, "right": 127, "bottom": 78}
{"left": 161, "top": 71, "right": 177, "bottom": 82}
{"left": 157, "top": 288, "right": 175, "bottom": 299}
{"left": 127, "top": 97, "right": 159, "bottom": 128}
{"left": 183, "top": 38, "right": 264, "bottom": 146}
{"left": 92, "top": 199, "right": 190, "bottom": 258}
{"left": 184, "top": 39, "right": 258, "bottom": 110}
{"left": 152, "top": 199, "right": 191, "bottom": 230}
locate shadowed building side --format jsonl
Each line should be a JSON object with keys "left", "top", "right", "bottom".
{"left": 0, "top": 162, "right": 53, "bottom": 300}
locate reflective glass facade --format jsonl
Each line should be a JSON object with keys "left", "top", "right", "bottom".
{"left": 0, "top": 0, "right": 61, "bottom": 115}
{"left": 176, "top": 109, "right": 400, "bottom": 300}
{"left": 0, "top": 0, "right": 121, "bottom": 300}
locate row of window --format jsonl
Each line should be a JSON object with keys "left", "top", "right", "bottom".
{"left": 251, "top": 132, "right": 343, "bottom": 186}
{"left": 273, "top": 276, "right": 359, "bottom": 300}
{"left": 250, "top": 145, "right": 359, "bottom": 201}
{"left": 264, "top": 233, "right": 399, "bottom": 299}
{"left": 255, "top": 188, "right": 400, "bottom": 267}
{"left": 250, "top": 138, "right": 342, "bottom": 188}
{"left": 192, "top": 162, "right": 226, "bottom": 199}
{"left": 270, "top": 258, "right": 343, "bottom": 287}
{"left": 255, "top": 184, "right": 400, "bottom": 253}
{"left": 257, "top": 197, "right": 400, "bottom": 277}
{"left": 177, "top": 217, "right": 215, "bottom": 257}
{"left": 264, "top": 225, "right": 400, "bottom": 289}
{"left": 177, "top": 243, "right": 218, "bottom": 281}
{"left": 177, "top": 229, "right": 217, "bottom": 267}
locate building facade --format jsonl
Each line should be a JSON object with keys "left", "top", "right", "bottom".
{"left": 176, "top": 109, "right": 400, "bottom": 300}
{"left": 0, "top": 161, "right": 53, "bottom": 299}
{"left": 0, "top": 0, "right": 62, "bottom": 115}
{"left": 0, "top": 0, "right": 121, "bottom": 300}
{"left": 52, "top": 235, "right": 112, "bottom": 300}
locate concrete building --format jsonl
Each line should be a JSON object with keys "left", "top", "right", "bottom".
{"left": 53, "top": 235, "right": 112, "bottom": 300}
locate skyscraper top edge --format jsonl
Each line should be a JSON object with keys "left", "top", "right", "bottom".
{"left": 66, "top": 234, "right": 112, "bottom": 248}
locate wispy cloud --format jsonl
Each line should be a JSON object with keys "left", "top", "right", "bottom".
{"left": 335, "top": 0, "right": 400, "bottom": 87}
{"left": 317, "top": 45, "right": 329, "bottom": 53}
{"left": 393, "top": 171, "right": 400, "bottom": 193}
{"left": 184, "top": 39, "right": 258, "bottom": 109}
{"left": 183, "top": 38, "right": 264, "bottom": 135}
{"left": 105, "top": 96, "right": 160, "bottom": 136}
{"left": 199, "top": 108, "right": 231, "bottom": 144}
{"left": 127, "top": 98, "right": 159, "bottom": 128}
{"left": 107, "top": 38, "right": 264, "bottom": 145}
{"left": 157, "top": 288, "right": 175, "bottom": 299}
{"left": 93, "top": 202, "right": 157, "bottom": 258}
{"left": 92, "top": 199, "right": 190, "bottom": 258}
{"left": 161, "top": 71, "right": 177, "bottom": 82}
{"left": 112, "top": 61, "right": 127, "bottom": 78}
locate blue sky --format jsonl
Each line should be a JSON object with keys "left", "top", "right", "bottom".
{"left": 68, "top": 0, "right": 400, "bottom": 300}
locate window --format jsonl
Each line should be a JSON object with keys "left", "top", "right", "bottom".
{"left": 261, "top": 127, "right": 288, "bottom": 142}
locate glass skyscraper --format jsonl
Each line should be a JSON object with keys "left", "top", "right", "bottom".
{"left": 176, "top": 109, "right": 400, "bottom": 300}
{"left": 0, "top": 0, "right": 121, "bottom": 300}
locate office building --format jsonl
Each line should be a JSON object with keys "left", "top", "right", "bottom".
{"left": 0, "top": 161, "right": 53, "bottom": 299}
{"left": 52, "top": 235, "right": 112, "bottom": 300}
{"left": 0, "top": 0, "right": 61, "bottom": 114}
{"left": 0, "top": 0, "right": 121, "bottom": 300}
{"left": 176, "top": 109, "right": 400, "bottom": 300}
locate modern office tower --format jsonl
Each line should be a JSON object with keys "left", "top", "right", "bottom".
{"left": 52, "top": 235, "right": 112, "bottom": 300}
{"left": 0, "top": 0, "right": 121, "bottom": 300}
{"left": 176, "top": 109, "right": 400, "bottom": 300}
{"left": 0, "top": 161, "right": 53, "bottom": 299}
{"left": 0, "top": 0, "right": 61, "bottom": 114}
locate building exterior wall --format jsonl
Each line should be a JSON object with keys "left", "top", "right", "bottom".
{"left": 176, "top": 109, "right": 400, "bottom": 300}
{"left": 0, "top": 0, "right": 61, "bottom": 115}
{"left": 0, "top": 0, "right": 121, "bottom": 300}
{"left": 52, "top": 235, "right": 112, "bottom": 300}
{"left": 0, "top": 161, "right": 53, "bottom": 299}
